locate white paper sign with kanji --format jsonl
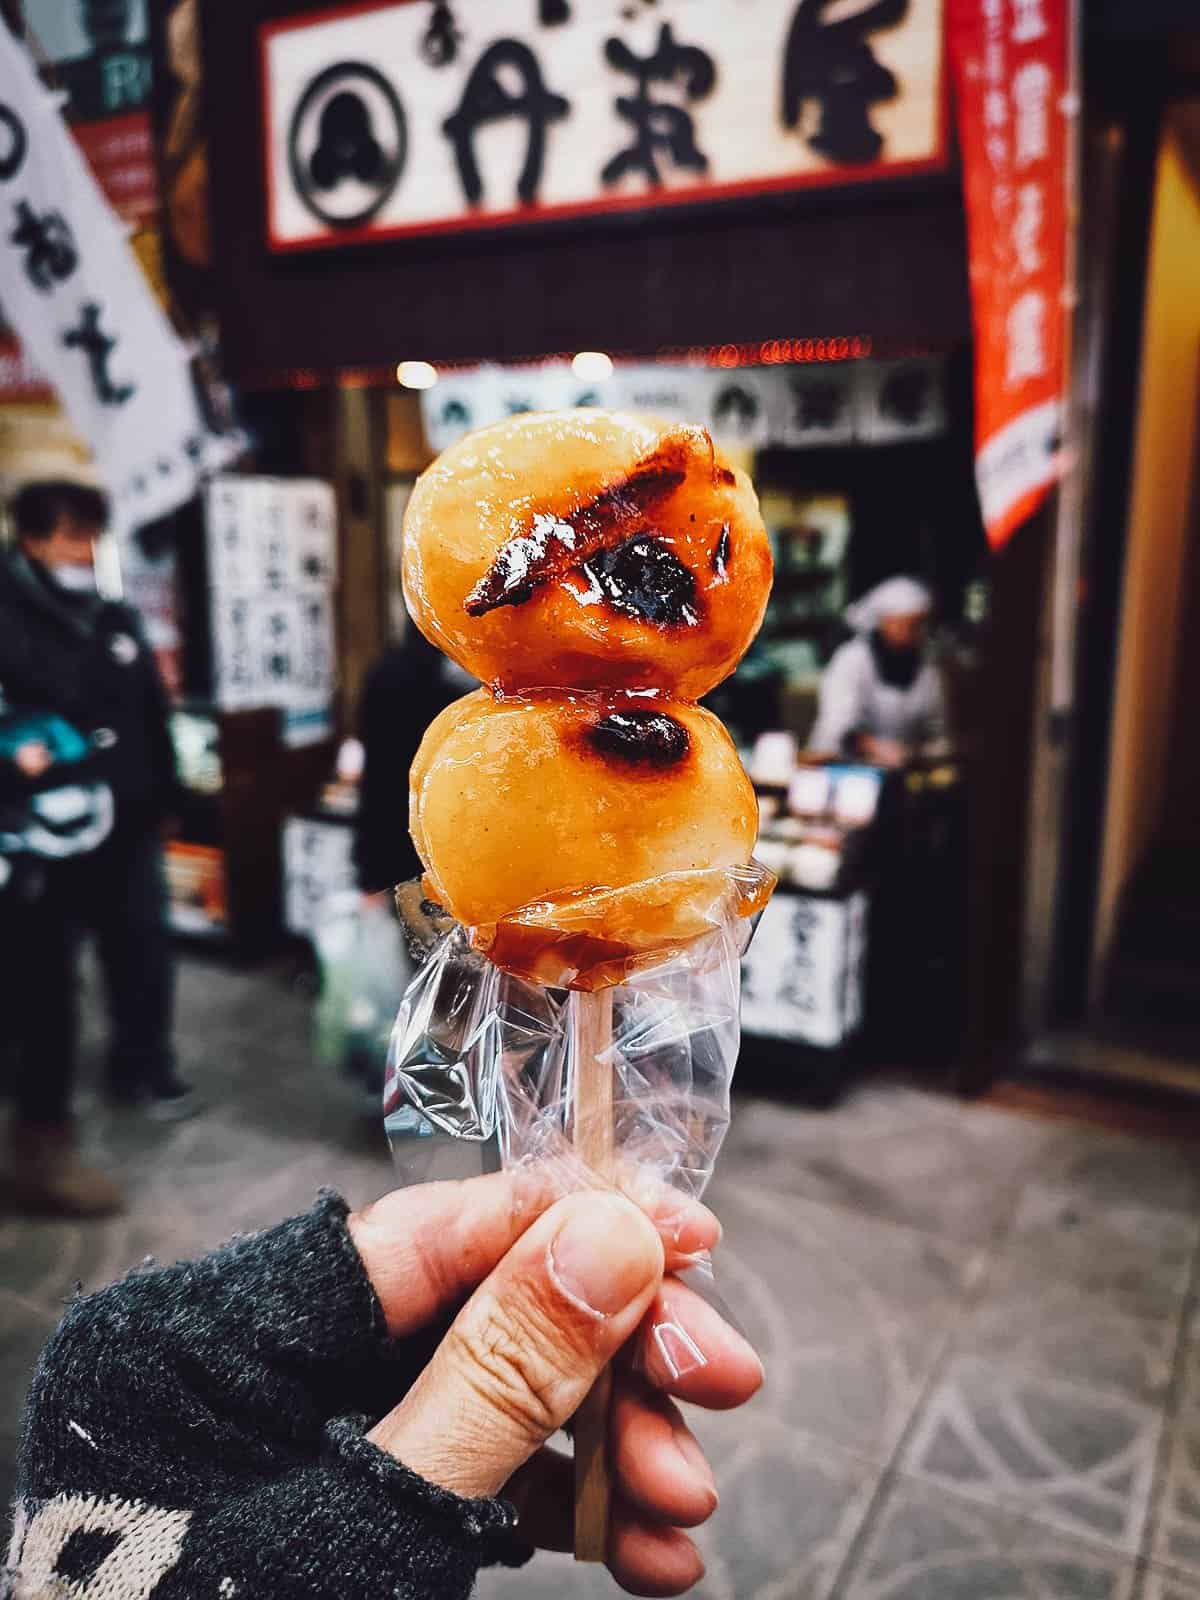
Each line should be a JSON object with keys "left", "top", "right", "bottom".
{"left": 0, "top": 27, "right": 238, "bottom": 525}
{"left": 204, "top": 475, "right": 338, "bottom": 746}
{"left": 263, "top": 0, "right": 947, "bottom": 253}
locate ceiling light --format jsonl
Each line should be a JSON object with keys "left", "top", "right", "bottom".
{"left": 396, "top": 360, "right": 438, "bottom": 390}
{"left": 571, "top": 350, "right": 613, "bottom": 382}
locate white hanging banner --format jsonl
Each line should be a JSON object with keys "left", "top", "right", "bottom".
{"left": 0, "top": 28, "right": 238, "bottom": 527}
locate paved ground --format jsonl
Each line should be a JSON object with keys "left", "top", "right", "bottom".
{"left": 2, "top": 951, "right": 1199, "bottom": 1599}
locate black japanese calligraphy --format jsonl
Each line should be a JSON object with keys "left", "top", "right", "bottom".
{"left": 422, "top": 1, "right": 462, "bottom": 68}
{"left": 791, "top": 377, "right": 844, "bottom": 431}
{"left": 62, "top": 302, "right": 135, "bottom": 406}
{"left": 10, "top": 200, "right": 78, "bottom": 291}
{"left": 539, "top": 0, "right": 571, "bottom": 23}
{"left": 601, "top": 24, "right": 715, "bottom": 188}
{"left": 443, "top": 40, "right": 569, "bottom": 206}
{"left": 712, "top": 383, "right": 760, "bottom": 431}
{"left": 440, "top": 398, "right": 471, "bottom": 430}
{"left": 879, "top": 364, "right": 931, "bottom": 425}
{"left": 0, "top": 105, "right": 26, "bottom": 181}
{"left": 782, "top": 0, "right": 907, "bottom": 166}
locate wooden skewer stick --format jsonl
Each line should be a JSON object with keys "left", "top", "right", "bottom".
{"left": 572, "top": 985, "right": 615, "bottom": 1564}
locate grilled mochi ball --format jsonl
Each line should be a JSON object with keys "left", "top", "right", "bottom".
{"left": 402, "top": 409, "right": 773, "bottom": 700}
{"left": 409, "top": 688, "right": 757, "bottom": 972}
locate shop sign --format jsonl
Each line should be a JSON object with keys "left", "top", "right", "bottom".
{"left": 205, "top": 476, "right": 338, "bottom": 748}
{"left": 165, "top": 840, "right": 228, "bottom": 937}
{"left": 23, "top": 0, "right": 159, "bottom": 232}
{"left": 283, "top": 817, "right": 357, "bottom": 937}
{"left": 420, "top": 357, "right": 947, "bottom": 455}
{"left": 262, "top": 0, "right": 947, "bottom": 253}
{"left": 0, "top": 27, "right": 239, "bottom": 526}
{"left": 948, "top": 0, "right": 1073, "bottom": 549}
{"left": 21, "top": 0, "right": 153, "bottom": 125}
{"left": 740, "top": 891, "right": 869, "bottom": 1049}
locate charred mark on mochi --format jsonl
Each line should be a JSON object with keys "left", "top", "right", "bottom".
{"left": 712, "top": 524, "right": 731, "bottom": 578}
{"left": 584, "top": 534, "right": 700, "bottom": 626}
{"left": 463, "top": 426, "right": 716, "bottom": 616}
{"left": 586, "top": 710, "right": 691, "bottom": 769}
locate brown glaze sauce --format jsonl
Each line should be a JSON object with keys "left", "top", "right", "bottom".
{"left": 585, "top": 709, "right": 691, "bottom": 769}
{"left": 583, "top": 534, "right": 700, "bottom": 627}
{"left": 464, "top": 428, "right": 715, "bottom": 618}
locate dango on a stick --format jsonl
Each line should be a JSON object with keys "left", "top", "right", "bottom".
{"left": 401, "top": 407, "right": 773, "bottom": 1561}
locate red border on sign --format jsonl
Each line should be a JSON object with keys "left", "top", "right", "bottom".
{"left": 260, "top": 0, "right": 951, "bottom": 256}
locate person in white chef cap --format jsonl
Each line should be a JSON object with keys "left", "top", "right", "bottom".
{"left": 807, "top": 576, "right": 947, "bottom": 768}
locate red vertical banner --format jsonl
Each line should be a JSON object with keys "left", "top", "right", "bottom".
{"left": 948, "top": 0, "right": 1074, "bottom": 549}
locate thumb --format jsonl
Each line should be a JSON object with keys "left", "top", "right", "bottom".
{"left": 368, "top": 1190, "right": 663, "bottom": 1499}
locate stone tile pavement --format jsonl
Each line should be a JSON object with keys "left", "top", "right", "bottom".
{"left": 1, "top": 951, "right": 1198, "bottom": 1598}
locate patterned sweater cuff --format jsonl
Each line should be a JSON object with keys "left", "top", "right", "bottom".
{"left": 323, "top": 1417, "right": 533, "bottom": 1569}
{"left": 322, "top": 1417, "right": 517, "bottom": 1543}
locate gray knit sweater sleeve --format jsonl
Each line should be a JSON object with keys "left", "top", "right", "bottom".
{"left": 7, "top": 1193, "right": 529, "bottom": 1599}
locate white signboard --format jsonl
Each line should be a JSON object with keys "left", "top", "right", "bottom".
{"left": 283, "top": 816, "right": 356, "bottom": 936}
{"left": 741, "top": 890, "right": 869, "bottom": 1049}
{"left": 421, "top": 357, "right": 947, "bottom": 453}
{"left": 701, "top": 368, "right": 774, "bottom": 449}
{"left": 0, "top": 27, "right": 237, "bottom": 525}
{"left": 263, "top": 0, "right": 947, "bottom": 253}
{"left": 855, "top": 356, "right": 947, "bottom": 442}
{"left": 205, "top": 476, "right": 338, "bottom": 745}
{"left": 772, "top": 364, "right": 858, "bottom": 447}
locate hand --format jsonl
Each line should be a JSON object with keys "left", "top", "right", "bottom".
{"left": 858, "top": 735, "right": 908, "bottom": 769}
{"left": 13, "top": 741, "right": 52, "bottom": 778}
{"left": 350, "top": 1172, "right": 762, "bottom": 1596}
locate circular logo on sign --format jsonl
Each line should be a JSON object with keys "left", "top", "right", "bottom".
{"left": 109, "top": 632, "right": 139, "bottom": 665}
{"left": 287, "top": 62, "right": 406, "bottom": 231}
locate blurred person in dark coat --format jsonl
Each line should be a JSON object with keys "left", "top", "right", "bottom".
{"left": 353, "top": 627, "right": 467, "bottom": 906}
{"left": 0, "top": 464, "right": 196, "bottom": 1218}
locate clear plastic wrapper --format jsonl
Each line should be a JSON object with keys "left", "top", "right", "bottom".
{"left": 383, "top": 865, "right": 773, "bottom": 1376}
{"left": 385, "top": 916, "right": 744, "bottom": 1191}
{"left": 385, "top": 865, "right": 770, "bottom": 1185}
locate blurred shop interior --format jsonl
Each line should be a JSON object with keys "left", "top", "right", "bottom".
{"left": 1, "top": 0, "right": 1199, "bottom": 1117}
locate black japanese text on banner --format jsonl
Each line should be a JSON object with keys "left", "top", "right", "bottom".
{"left": 0, "top": 27, "right": 238, "bottom": 528}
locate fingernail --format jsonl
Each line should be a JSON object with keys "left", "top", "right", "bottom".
{"left": 648, "top": 1318, "right": 708, "bottom": 1381}
{"left": 662, "top": 1203, "right": 722, "bottom": 1256}
{"left": 549, "top": 1195, "right": 661, "bottom": 1318}
{"left": 673, "top": 1426, "right": 718, "bottom": 1508}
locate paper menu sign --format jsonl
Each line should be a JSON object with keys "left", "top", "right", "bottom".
{"left": 204, "top": 475, "right": 338, "bottom": 741}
